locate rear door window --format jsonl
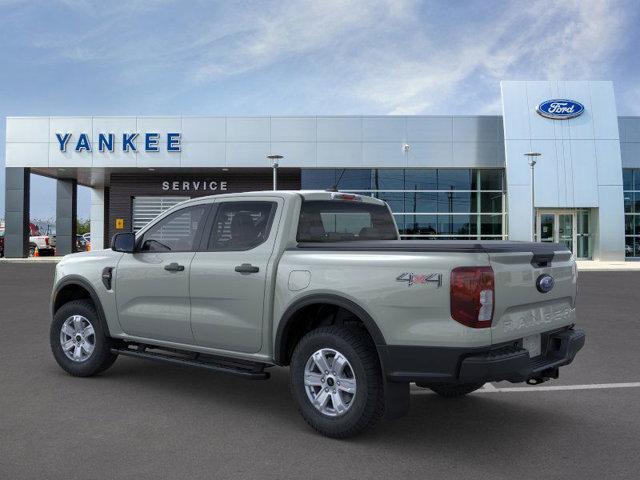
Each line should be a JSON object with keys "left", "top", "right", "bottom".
{"left": 207, "top": 201, "right": 277, "bottom": 251}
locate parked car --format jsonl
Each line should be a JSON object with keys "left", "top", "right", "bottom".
{"left": 0, "top": 225, "right": 4, "bottom": 257}
{"left": 49, "top": 191, "right": 584, "bottom": 438}
{"left": 29, "top": 223, "right": 55, "bottom": 256}
{"left": 76, "top": 235, "right": 88, "bottom": 252}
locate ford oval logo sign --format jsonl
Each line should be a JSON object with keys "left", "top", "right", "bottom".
{"left": 536, "top": 99, "right": 584, "bottom": 120}
{"left": 536, "top": 274, "right": 555, "bottom": 293}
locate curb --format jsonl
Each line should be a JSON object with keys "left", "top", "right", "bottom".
{"left": 0, "top": 257, "right": 62, "bottom": 263}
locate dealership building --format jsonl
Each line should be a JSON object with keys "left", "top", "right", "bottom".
{"left": 3, "top": 80, "right": 640, "bottom": 260}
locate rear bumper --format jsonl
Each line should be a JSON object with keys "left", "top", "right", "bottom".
{"left": 380, "top": 327, "right": 585, "bottom": 384}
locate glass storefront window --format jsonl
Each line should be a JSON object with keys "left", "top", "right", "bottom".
{"left": 480, "top": 214, "right": 503, "bottom": 235}
{"left": 437, "top": 192, "right": 473, "bottom": 213}
{"left": 371, "top": 169, "right": 404, "bottom": 190}
{"left": 339, "top": 170, "right": 371, "bottom": 190}
{"left": 301, "top": 169, "right": 336, "bottom": 190}
{"left": 301, "top": 168, "right": 506, "bottom": 240}
{"left": 438, "top": 215, "right": 476, "bottom": 236}
{"left": 479, "top": 192, "right": 503, "bottom": 213}
{"left": 400, "top": 215, "right": 439, "bottom": 236}
{"left": 406, "top": 169, "right": 437, "bottom": 190}
{"left": 406, "top": 192, "right": 438, "bottom": 213}
{"left": 437, "top": 169, "right": 472, "bottom": 190}
{"left": 373, "top": 191, "right": 404, "bottom": 212}
{"left": 623, "top": 169, "right": 634, "bottom": 190}
{"left": 623, "top": 169, "right": 640, "bottom": 259}
{"left": 480, "top": 169, "right": 503, "bottom": 190}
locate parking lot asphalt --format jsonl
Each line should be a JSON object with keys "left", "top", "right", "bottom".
{"left": 1, "top": 263, "right": 639, "bottom": 480}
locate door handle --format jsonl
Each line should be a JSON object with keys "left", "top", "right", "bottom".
{"left": 235, "top": 263, "right": 260, "bottom": 274}
{"left": 164, "top": 262, "right": 185, "bottom": 272}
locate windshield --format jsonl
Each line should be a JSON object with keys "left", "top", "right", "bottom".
{"left": 297, "top": 200, "right": 398, "bottom": 242}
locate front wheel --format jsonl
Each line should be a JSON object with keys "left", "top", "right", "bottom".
{"left": 289, "top": 326, "right": 384, "bottom": 438}
{"left": 50, "top": 299, "right": 118, "bottom": 377}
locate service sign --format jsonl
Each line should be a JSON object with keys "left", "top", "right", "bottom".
{"left": 55, "top": 132, "right": 181, "bottom": 153}
{"left": 536, "top": 99, "right": 584, "bottom": 120}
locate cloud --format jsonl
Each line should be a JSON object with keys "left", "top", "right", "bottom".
{"left": 349, "top": 0, "right": 629, "bottom": 114}
{"left": 7, "top": 0, "right": 633, "bottom": 114}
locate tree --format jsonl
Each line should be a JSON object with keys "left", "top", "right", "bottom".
{"left": 77, "top": 219, "right": 91, "bottom": 236}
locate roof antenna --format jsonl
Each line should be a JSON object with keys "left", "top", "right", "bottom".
{"left": 327, "top": 169, "right": 346, "bottom": 192}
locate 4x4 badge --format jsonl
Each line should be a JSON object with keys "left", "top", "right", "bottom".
{"left": 396, "top": 272, "right": 442, "bottom": 288}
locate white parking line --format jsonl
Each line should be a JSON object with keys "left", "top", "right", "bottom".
{"left": 411, "top": 382, "right": 640, "bottom": 394}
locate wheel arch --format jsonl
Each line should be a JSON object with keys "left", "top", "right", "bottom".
{"left": 51, "top": 276, "right": 111, "bottom": 337}
{"left": 274, "top": 294, "right": 386, "bottom": 366}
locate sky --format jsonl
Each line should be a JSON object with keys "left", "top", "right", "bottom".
{"left": 1, "top": 0, "right": 639, "bottom": 221}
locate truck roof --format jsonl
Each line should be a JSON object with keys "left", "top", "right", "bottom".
{"left": 180, "top": 190, "right": 387, "bottom": 206}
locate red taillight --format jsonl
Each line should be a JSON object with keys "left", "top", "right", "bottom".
{"left": 330, "top": 193, "right": 361, "bottom": 201}
{"left": 45, "top": 237, "right": 50, "bottom": 246}
{"left": 450, "top": 266, "right": 494, "bottom": 328}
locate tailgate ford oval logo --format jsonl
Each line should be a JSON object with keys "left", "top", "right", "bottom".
{"left": 536, "top": 99, "right": 584, "bottom": 120}
{"left": 536, "top": 274, "right": 555, "bottom": 293}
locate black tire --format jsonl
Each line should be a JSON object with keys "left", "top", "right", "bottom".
{"left": 289, "top": 325, "right": 384, "bottom": 438}
{"left": 29, "top": 243, "right": 36, "bottom": 257}
{"left": 50, "top": 299, "right": 118, "bottom": 377}
{"left": 417, "top": 382, "right": 485, "bottom": 398}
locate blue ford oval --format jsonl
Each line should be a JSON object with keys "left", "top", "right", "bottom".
{"left": 536, "top": 99, "right": 584, "bottom": 120}
{"left": 536, "top": 274, "right": 555, "bottom": 293}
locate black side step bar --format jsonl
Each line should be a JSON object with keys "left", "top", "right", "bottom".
{"left": 111, "top": 345, "right": 270, "bottom": 380}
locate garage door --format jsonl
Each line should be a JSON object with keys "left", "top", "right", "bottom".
{"left": 132, "top": 196, "right": 190, "bottom": 232}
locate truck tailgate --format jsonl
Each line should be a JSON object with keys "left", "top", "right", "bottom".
{"left": 488, "top": 244, "right": 576, "bottom": 346}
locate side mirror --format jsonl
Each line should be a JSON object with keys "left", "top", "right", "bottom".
{"left": 111, "top": 232, "right": 136, "bottom": 253}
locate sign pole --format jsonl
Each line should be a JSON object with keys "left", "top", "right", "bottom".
{"left": 267, "top": 155, "right": 283, "bottom": 191}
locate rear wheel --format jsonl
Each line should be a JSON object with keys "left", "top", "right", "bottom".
{"left": 50, "top": 300, "right": 118, "bottom": 376}
{"left": 289, "top": 326, "right": 384, "bottom": 438}
{"left": 417, "top": 382, "right": 485, "bottom": 398}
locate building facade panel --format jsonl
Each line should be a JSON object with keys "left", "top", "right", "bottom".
{"left": 3, "top": 86, "right": 638, "bottom": 261}
{"left": 225, "top": 117, "right": 270, "bottom": 142}
{"left": 624, "top": 117, "right": 640, "bottom": 142}
{"left": 406, "top": 117, "right": 452, "bottom": 142}
{"left": 452, "top": 116, "right": 500, "bottom": 142}
{"left": 268, "top": 142, "right": 316, "bottom": 167}
{"left": 406, "top": 142, "right": 453, "bottom": 167}
{"left": 180, "top": 142, "right": 226, "bottom": 167}
{"left": 270, "top": 117, "right": 317, "bottom": 142}
{"left": 362, "top": 117, "right": 406, "bottom": 142}
{"left": 6, "top": 117, "right": 49, "bottom": 143}
{"left": 181, "top": 117, "right": 226, "bottom": 142}
{"left": 501, "top": 80, "right": 624, "bottom": 259}
{"left": 317, "top": 117, "right": 362, "bottom": 142}
{"left": 5, "top": 142, "right": 49, "bottom": 167}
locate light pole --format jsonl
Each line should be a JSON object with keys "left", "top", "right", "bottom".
{"left": 267, "top": 154, "right": 283, "bottom": 191}
{"left": 525, "top": 152, "right": 541, "bottom": 241}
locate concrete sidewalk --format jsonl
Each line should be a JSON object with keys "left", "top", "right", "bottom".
{"left": 577, "top": 260, "right": 640, "bottom": 271}
{"left": 0, "top": 257, "right": 62, "bottom": 263}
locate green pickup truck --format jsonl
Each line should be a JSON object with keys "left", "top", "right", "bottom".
{"left": 49, "top": 191, "right": 585, "bottom": 438}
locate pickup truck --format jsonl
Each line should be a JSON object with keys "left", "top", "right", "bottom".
{"left": 29, "top": 223, "right": 55, "bottom": 256}
{"left": 50, "top": 191, "right": 585, "bottom": 438}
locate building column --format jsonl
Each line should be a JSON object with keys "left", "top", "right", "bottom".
{"left": 4, "top": 167, "right": 30, "bottom": 258}
{"left": 55, "top": 179, "right": 77, "bottom": 256}
{"left": 90, "top": 187, "right": 105, "bottom": 250}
